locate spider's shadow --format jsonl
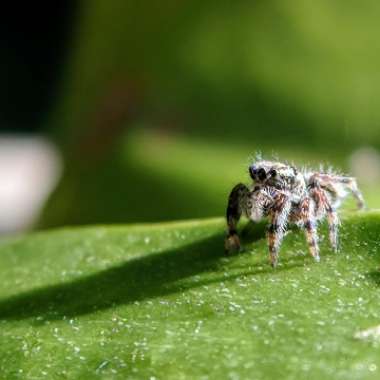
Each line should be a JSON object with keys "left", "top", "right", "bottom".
{"left": 0, "top": 223, "right": 304, "bottom": 322}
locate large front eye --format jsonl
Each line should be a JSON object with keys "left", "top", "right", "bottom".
{"left": 257, "top": 168, "right": 266, "bottom": 181}
{"left": 269, "top": 169, "right": 277, "bottom": 178}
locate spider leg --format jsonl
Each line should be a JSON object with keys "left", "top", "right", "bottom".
{"left": 299, "top": 197, "right": 320, "bottom": 262}
{"left": 339, "top": 176, "right": 365, "bottom": 210}
{"left": 326, "top": 206, "right": 339, "bottom": 252}
{"left": 225, "top": 183, "right": 250, "bottom": 253}
{"left": 309, "top": 184, "right": 340, "bottom": 252}
{"left": 304, "top": 219, "right": 320, "bottom": 262}
{"left": 309, "top": 173, "right": 365, "bottom": 210}
{"left": 267, "top": 193, "right": 291, "bottom": 267}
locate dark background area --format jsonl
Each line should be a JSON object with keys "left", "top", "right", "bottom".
{"left": 0, "top": 1, "right": 77, "bottom": 132}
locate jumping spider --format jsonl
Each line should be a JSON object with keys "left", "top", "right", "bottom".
{"left": 225, "top": 159, "right": 365, "bottom": 267}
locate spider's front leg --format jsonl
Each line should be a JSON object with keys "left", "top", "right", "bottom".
{"left": 267, "top": 194, "right": 291, "bottom": 267}
{"left": 225, "top": 183, "right": 250, "bottom": 253}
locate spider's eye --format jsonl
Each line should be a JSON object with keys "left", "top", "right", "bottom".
{"left": 257, "top": 168, "right": 266, "bottom": 181}
{"left": 269, "top": 169, "right": 277, "bottom": 178}
{"left": 249, "top": 165, "right": 256, "bottom": 179}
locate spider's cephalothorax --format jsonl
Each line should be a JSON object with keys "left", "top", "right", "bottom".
{"left": 225, "top": 159, "right": 365, "bottom": 267}
{"left": 249, "top": 160, "right": 306, "bottom": 202}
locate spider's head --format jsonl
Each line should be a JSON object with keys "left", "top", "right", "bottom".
{"left": 249, "top": 161, "right": 300, "bottom": 191}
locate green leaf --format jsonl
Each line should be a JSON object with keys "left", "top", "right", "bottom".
{"left": 0, "top": 212, "right": 379, "bottom": 379}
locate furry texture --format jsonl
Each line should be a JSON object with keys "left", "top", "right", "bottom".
{"left": 225, "top": 159, "right": 365, "bottom": 267}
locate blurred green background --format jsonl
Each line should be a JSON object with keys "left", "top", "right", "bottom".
{"left": 3, "top": 0, "right": 380, "bottom": 231}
